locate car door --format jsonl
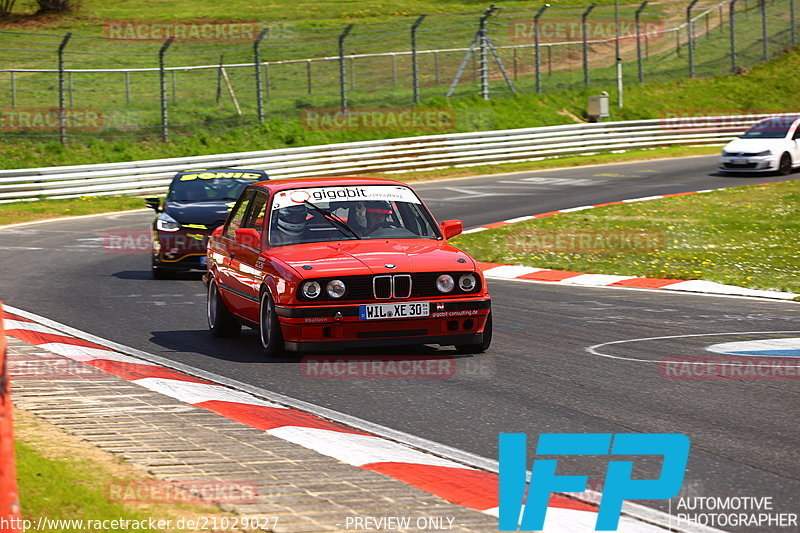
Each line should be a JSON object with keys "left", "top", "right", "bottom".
{"left": 791, "top": 120, "right": 800, "bottom": 166}
{"left": 216, "top": 188, "right": 255, "bottom": 318}
{"left": 226, "top": 190, "right": 270, "bottom": 322}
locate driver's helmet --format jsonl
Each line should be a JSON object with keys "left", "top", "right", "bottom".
{"left": 364, "top": 201, "right": 393, "bottom": 228}
{"left": 276, "top": 204, "right": 308, "bottom": 236}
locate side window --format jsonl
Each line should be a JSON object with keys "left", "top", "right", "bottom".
{"left": 793, "top": 126, "right": 800, "bottom": 140}
{"left": 242, "top": 192, "right": 268, "bottom": 232}
{"left": 224, "top": 189, "right": 254, "bottom": 239}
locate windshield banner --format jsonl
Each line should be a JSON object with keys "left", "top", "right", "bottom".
{"left": 272, "top": 185, "right": 420, "bottom": 210}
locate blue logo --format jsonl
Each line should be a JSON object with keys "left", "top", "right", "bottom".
{"left": 499, "top": 433, "right": 690, "bottom": 531}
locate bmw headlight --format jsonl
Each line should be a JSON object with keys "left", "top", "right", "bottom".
{"left": 458, "top": 273, "right": 477, "bottom": 292}
{"left": 755, "top": 150, "right": 772, "bottom": 156}
{"left": 436, "top": 274, "right": 455, "bottom": 293}
{"left": 156, "top": 212, "right": 180, "bottom": 232}
{"left": 326, "top": 279, "right": 346, "bottom": 299}
{"left": 301, "top": 281, "right": 322, "bottom": 299}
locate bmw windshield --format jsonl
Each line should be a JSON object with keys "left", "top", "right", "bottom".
{"left": 268, "top": 185, "right": 440, "bottom": 246}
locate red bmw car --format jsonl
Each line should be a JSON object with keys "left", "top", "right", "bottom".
{"left": 204, "top": 177, "right": 492, "bottom": 355}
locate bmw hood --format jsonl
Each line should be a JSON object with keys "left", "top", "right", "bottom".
{"left": 270, "top": 240, "right": 477, "bottom": 277}
{"left": 163, "top": 200, "right": 234, "bottom": 229}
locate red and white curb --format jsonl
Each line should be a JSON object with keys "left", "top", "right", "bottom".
{"left": 1, "top": 306, "right": 697, "bottom": 533}
{"left": 466, "top": 183, "right": 798, "bottom": 301}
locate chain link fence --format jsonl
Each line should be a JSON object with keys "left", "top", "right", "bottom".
{"left": 0, "top": 0, "right": 795, "bottom": 143}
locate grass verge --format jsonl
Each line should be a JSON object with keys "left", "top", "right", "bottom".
{"left": 1, "top": 195, "right": 146, "bottom": 225}
{"left": 452, "top": 180, "right": 800, "bottom": 293}
{"left": 0, "top": 144, "right": 721, "bottom": 225}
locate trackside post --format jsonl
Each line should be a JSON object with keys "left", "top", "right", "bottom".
{"left": 0, "top": 303, "right": 22, "bottom": 532}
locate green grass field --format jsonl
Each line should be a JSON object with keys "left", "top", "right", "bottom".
{"left": 0, "top": 0, "right": 795, "bottom": 171}
{"left": 452, "top": 180, "right": 800, "bottom": 293}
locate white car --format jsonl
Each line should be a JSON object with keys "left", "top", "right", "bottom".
{"left": 720, "top": 116, "right": 800, "bottom": 175}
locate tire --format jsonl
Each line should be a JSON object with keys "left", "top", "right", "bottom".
{"left": 778, "top": 153, "right": 792, "bottom": 175}
{"left": 455, "top": 311, "right": 492, "bottom": 354}
{"left": 207, "top": 279, "right": 241, "bottom": 337}
{"left": 151, "top": 265, "right": 173, "bottom": 279}
{"left": 259, "top": 290, "right": 286, "bottom": 356}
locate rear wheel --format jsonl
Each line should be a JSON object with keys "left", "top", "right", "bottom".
{"left": 207, "top": 279, "right": 241, "bottom": 337}
{"left": 455, "top": 311, "right": 492, "bottom": 354}
{"left": 779, "top": 153, "right": 792, "bottom": 175}
{"left": 259, "top": 291, "right": 286, "bottom": 357}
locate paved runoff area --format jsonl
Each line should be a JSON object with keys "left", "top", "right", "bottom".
{"left": 7, "top": 335, "right": 498, "bottom": 533}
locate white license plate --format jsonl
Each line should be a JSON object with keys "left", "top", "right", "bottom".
{"left": 735, "top": 158, "right": 747, "bottom": 164}
{"left": 359, "top": 301, "right": 429, "bottom": 320}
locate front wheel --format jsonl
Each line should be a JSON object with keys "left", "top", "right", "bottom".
{"left": 259, "top": 291, "right": 286, "bottom": 357}
{"left": 778, "top": 153, "right": 792, "bottom": 175}
{"left": 454, "top": 312, "right": 492, "bottom": 354}
{"left": 207, "top": 279, "right": 241, "bottom": 337}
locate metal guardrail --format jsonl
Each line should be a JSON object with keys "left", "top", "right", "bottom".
{"left": 0, "top": 113, "right": 793, "bottom": 202}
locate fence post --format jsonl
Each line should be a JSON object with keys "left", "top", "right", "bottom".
{"left": 635, "top": 1, "right": 648, "bottom": 83}
{"left": 0, "top": 303, "right": 22, "bottom": 533}
{"left": 534, "top": 4, "right": 549, "bottom": 93}
{"left": 216, "top": 54, "right": 224, "bottom": 104}
{"left": 338, "top": 24, "right": 354, "bottom": 112}
{"left": 10, "top": 72, "right": 15, "bottom": 108}
{"left": 124, "top": 71, "right": 130, "bottom": 106}
{"left": 306, "top": 60, "right": 312, "bottom": 94}
{"left": 730, "top": 0, "right": 738, "bottom": 72}
{"left": 582, "top": 4, "right": 597, "bottom": 86}
{"left": 687, "top": 0, "right": 700, "bottom": 77}
{"left": 253, "top": 28, "right": 268, "bottom": 124}
{"left": 68, "top": 72, "right": 73, "bottom": 107}
{"left": 57, "top": 33, "right": 72, "bottom": 146}
{"left": 159, "top": 37, "right": 174, "bottom": 142}
{"left": 760, "top": 0, "right": 767, "bottom": 60}
{"left": 478, "top": 6, "right": 497, "bottom": 100}
{"left": 411, "top": 14, "right": 426, "bottom": 104}
{"left": 433, "top": 51, "right": 440, "bottom": 85}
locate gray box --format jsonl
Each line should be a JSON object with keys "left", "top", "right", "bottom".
{"left": 588, "top": 92, "right": 609, "bottom": 122}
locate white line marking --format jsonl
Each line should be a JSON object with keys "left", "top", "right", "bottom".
{"left": 132, "top": 377, "right": 286, "bottom": 408}
{"left": 268, "top": 426, "right": 472, "bottom": 469}
{"left": 37, "top": 343, "right": 146, "bottom": 365}
{"left": 586, "top": 331, "right": 800, "bottom": 367}
{"left": 483, "top": 265, "right": 545, "bottom": 278}
{"left": 559, "top": 274, "right": 637, "bottom": 286}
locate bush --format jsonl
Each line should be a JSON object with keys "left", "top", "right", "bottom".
{"left": 36, "top": 0, "right": 74, "bottom": 13}
{"left": 0, "top": 0, "right": 16, "bottom": 17}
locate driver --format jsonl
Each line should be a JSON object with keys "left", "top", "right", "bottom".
{"left": 270, "top": 204, "right": 310, "bottom": 245}
{"left": 354, "top": 200, "right": 394, "bottom": 236}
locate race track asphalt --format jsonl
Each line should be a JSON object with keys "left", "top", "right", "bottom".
{"left": 2, "top": 155, "right": 798, "bottom": 531}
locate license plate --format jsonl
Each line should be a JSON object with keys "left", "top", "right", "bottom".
{"left": 359, "top": 301, "right": 429, "bottom": 320}
{"left": 199, "top": 255, "right": 207, "bottom": 266}
{"left": 735, "top": 158, "right": 747, "bottom": 164}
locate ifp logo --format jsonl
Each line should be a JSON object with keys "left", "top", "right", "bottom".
{"left": 499, "top": 433, "right": 690, "bottom": 531}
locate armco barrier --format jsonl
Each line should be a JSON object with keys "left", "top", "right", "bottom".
{"left": 0, "top": 113, "right": 794, "bottom": 202}
{"left": 0, "top": 303, "right": 22, "bottom": 532}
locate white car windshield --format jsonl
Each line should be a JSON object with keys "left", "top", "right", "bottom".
{"left": 268, "top": 185, "right": 440, "bottom": 246}
{"left": 741, "top": 118, "right": 795, "bottom": 139}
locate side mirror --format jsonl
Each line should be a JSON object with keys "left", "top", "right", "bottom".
{"left": 440, "top": 219, "right": 463, "bottom": 240}
{"left": 145, "top": 197, "right": 161, "bottom": 212}
{"left": 212, "top": 225, "right": 224, "bottom": 237}
{"left": 234, "top": 227, "right": 261, "bottom": 248}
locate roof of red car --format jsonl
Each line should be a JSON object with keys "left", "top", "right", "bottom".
{"left": 251, "top": 176, "right": 408, "bottom": 193}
